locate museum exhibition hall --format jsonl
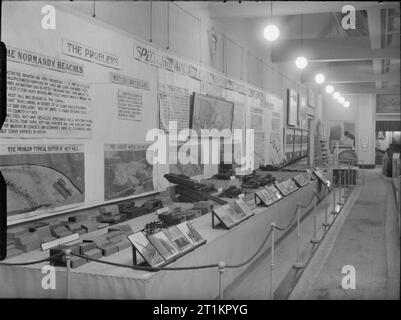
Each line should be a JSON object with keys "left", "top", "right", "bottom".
{"left": 0, "top": 1, "right": 400, "bottom": 302}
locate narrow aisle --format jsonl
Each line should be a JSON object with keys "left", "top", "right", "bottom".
{"left": 302, "top": 169, "right": 400, "bottom": 299}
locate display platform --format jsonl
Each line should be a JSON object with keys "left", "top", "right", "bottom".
{"left": 0, "top": 180, "right": 320, "bottom": 299}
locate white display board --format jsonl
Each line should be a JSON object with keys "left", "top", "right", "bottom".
{"left": 0, "top": 2, "right": 285, "bottom": 224}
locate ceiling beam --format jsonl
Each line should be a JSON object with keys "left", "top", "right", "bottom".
{"left": 304, "top": 71, "right": 400, "bottom": 84}
{"left": 271, "top": 38, "right": 399, "bottom": 62}
{"left": 367, "top": 7, "right": 383, "bottom": 89}
{"left": 332, "top": 83, "right": 400, "bottom": 95}
{"left": 208, "top": 1, "right": 399, "bottom": 19}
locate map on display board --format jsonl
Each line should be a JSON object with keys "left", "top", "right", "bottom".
{"left": 169, "top": 143, "right": 204, "bottom": 178}
{"left": 191, "top": 93, "right": 234, "bottom": 135}
{"left": 0, "top": 144, "right": 85, "bottom": 220}
{"left": 104, "top": 144, "right": 154, "bottom": 201}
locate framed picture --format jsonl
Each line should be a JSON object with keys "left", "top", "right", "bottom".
{"left": 287, "top": 89, "right": 298, "bottom": 127}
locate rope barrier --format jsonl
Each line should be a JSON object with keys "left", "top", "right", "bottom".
{"left": 1, "top": 176, "right": 335, "bottom": 277}
{"left": 226, "top": 227, "right": 273, "bottom": 269}
{"left": 0, "top": 252, "right": 64, "bottom": 266}
{"left": 298, "top": 192, "right": 316, "bottom": 209}
{"left": 70, "top": 252, "right": 219, "bottom": 271}
{"left": 274, "top": 204, "right": 298, "bottom": 231}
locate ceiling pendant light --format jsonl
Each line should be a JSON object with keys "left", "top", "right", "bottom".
{"left": 295, "top": 56, "right": 308, "bottom": 69}
{"left": 314, "top": 73, "right": 325, "bottom": 84}
{"left": 325, "top": 85, "right": 334, "bottom": 94}
{"left": 264, "top": 2, "right": 279, "bottom": 41}
{"left": 264, "top": 25, "right": 280, "bottom": 41}
{"left": 338, "top": 96, "right": 345, "bottom": 104}
{"left": 333, "top": 92, "right": 340, "bottom": 100}
{"left": 344, "top": 101, "right": 350, "bottom": 108}
{"left": 295, "top": 15, "right": 308, "bottom": 69}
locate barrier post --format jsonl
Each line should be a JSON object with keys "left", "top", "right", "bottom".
{"left": 338, "top": 170, "right": 344, "bottom": 206}
{"left": 323, "top": 186, "right": 330, "bottom": 227}
{"left": 293, "top": 203, "right": 305, "bottom": 269}
{"left": 270, "top": 223, "right": 276, "bottom": 300}
{"left": 311, "top": 190, "right": 320, "bottom": 244}
{"left": 331, "top": 178, "right": 337, "bottom": 215}
{"left": 65, "top": 249, "right": 71, "bottom": 299}
{"left": 218, "top": 261, "right": 226, "bottom": 300}
{"left": 345, "top": 162, "right": 351, "bottom": 197}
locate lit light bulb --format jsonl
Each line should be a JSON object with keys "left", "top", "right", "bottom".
{"left": 339, "top": 96, "right": 345, "bottom": 104}
{"left": 295, "top": 56, "right": 308, "bottom": 69}
{"left": 325, "top": 85, "right": 334, "bottom": 94}
{"left": 314, "top": 73, "right": 325, "bottom": 84}
{"left": 263, "top": 24, "right": 280, "bottom": 41}
{"left": 333, "top": 92, "right": 340, "bottom": 100}
{"left": 344, "top": 101, "right": 350, "bottom": 108}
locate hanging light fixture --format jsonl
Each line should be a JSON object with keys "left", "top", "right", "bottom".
{"left": 344, "top": 101, "right": 350, "bottom": 108}
{"left": 314, "top": 73, "right": 325, "bottom": 84}
{"left": 325, "top": 85, "right": 334, "bottom": 94}
{"left": 338, "top": 96, "right": 345, "bottom": 104}
{"left": 333, "top": 92, "right": 340, "bottom": 99}
{"left": 295, "top": 56, "right": 308, "bottom": 69}
{"left": 295, "top": 14, "right": 308, "bottom": 69}
{"left": 264, "top": 1, "right": 279, "bottom": 41}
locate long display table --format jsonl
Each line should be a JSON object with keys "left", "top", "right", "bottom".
{"left": 0, "top": 181, "right": 319, "bottom": 299}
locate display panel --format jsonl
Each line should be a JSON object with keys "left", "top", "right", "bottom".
{"left": 0, "top": 41, "right": 6, "bottom": 260}
{"left": 176, "top": 222, "right": 205, "bottom": 245}
{"left": 313, "top": 167, "right": 331, "bottom": 187}
{"left": 128, "top": 232, "right": 166, "bottom": 267}
{"left": 0, "top": 144, "right": 85, "bottom": 221}
{"left": 212, "top": 199, "right": 253, "bottom": 229}
{"left": 104, "top": 144, "right": 154, "bottom": 201}
{"left": 148, "top": 231, "right": 180, "bottom": 261}
{"left": 293, "top": 173, "right": 310, "bottom": 187}
{"left": 287, "top": 89, "right": 298, "bottom": 127}
{"left": 275, "top": 179, "right": 299, "bottom": 196}
{"left": 162, "top": 225, "right": 192, "bottom": 252}
{"left": 255, "top": 185, "right": 282, "bottom": 206}
{"left": 191, "top": 93, "right": 234, "bottom": 135}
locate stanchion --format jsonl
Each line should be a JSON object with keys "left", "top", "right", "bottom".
{"left": 218, "top": 261, "right": 226, "bottom": 300}
{"left": 269, "top": 223, "right": 276, "bottom": 300}
{"left": 323, "top": 186, "right": 330, "bottom": 227}
{"left": 331, "top": 178, "right": 337, "bottom": 215}
{"left": 337, "top": 170, "right": 344, "bottom": 206}
{"left": 344, "top": 162, "right": 351, "bottom": 200}
{"left": 65, "top": 249, "right": 71, "bottom": 299}
{"left": 293, "top": 203, "right": 304, "bottom": 269}
{"left": 311, "top": 190, "right": 320, "bottom": 244}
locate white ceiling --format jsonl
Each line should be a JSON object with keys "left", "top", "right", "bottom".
{"left": 198, "top": 1, "right": 401, "bottom": 95}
